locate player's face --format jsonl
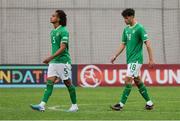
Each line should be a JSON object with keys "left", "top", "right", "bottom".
{"left": 50, "top": 13, "right": 59, "bottom": 24}
{"left": 123, "top": 16, "right": 133, "bottom": 25}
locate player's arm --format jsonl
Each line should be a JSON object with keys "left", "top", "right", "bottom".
{"left": 43, "top": 43, "right": 66, "bottom": 64}
{"left": 144, "top": 40, "right": 155, "bottom": 66}
{"left": 140, "top": 26, "right": 155, "bottom": 66}
{"left": 52, "top": 43, "right": 66, "bottom": 58}
{"left": 111, "top": 29, "right": 126, "bottom": 64}
{"left": 111, "top": 43, "right": 125, "bottom": 64}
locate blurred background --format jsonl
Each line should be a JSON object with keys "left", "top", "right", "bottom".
{"left": 0, "top": 0, "right": 180, "bottom": 64}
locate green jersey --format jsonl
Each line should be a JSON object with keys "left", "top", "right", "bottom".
{"left": 122, "top": 23, "right": 148, "bottom": 64}
{"left": 50, "top": 26, "right": 71, "bottom": 64}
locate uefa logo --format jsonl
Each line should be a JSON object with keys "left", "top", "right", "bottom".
{"left": 80, "top": 65, "right": 103, "bottom": 88}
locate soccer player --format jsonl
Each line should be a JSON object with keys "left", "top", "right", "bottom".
{"left": 110, "top": 8, "right": 154, "bottom": 111}
{"left": 30, "top": 10, "right": 78, "bottom": 112}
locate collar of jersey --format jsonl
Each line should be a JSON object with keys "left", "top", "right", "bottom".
{"left": 54, "top": 25, "right": 61, "bottom": 30}
{"left": 128, "top": 22, "right": 138, "bottom": 29}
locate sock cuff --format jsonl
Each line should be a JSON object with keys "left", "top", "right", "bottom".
{"left": 46, "top": 80, "right": 54, "bottom": 85}
{"left": 125, "top": 84, "right": 132, "bottom": 88}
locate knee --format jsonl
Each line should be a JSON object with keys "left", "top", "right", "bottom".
{"left": 134, "top": 76, "right": 142, "bottom": 86}
{"left": 124, "top": 77, "right": 133, "bottom": 85}
{"left": 47, "top": 77, "right": 56, "bottom": 83}
{"left": 64, "top": 79, "right": 72, "bottom": 87}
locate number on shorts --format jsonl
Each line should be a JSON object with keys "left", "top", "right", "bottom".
{"left": 130, "top": 63, "right": 136, "bottom": 71}
{"left": 64, "top": 68, "right": 68, "bottom": 75}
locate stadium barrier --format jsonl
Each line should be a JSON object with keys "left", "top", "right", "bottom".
{"left": 0, "top": 64, "right": 180, "bottom": 88}
{"left": 78, "top": 64, "right": 180, "bottom": 87}
{"left": 0, "top": 65, "right": 77, "bottom": 88}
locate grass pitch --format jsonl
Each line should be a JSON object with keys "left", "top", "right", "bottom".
{"left": 0, "top": 87, "right": 180, "bottom": 120}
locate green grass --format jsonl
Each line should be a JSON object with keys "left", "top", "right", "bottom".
{"left": 0, "top": 87, "right": 180, "bottom": 120}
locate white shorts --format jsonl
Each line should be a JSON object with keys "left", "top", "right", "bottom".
{"left": 47, "top": 63, "right": 72, "bottom": 81}
{"left": 126, "top": 62, "right": 142, "bottom": 77}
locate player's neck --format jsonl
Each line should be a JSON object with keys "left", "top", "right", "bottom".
{"left": 130, "top": 19, "right": 137, "bottom": 26}
{"left": 53, "top": 23, "right": 61, "bottom": 29}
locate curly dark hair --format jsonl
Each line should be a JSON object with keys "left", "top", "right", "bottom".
{"left": 56, "top": 10, "right": 67, "bottom": 26}
{"left": 121, "top": 8, "right": 135, "bottom": 17}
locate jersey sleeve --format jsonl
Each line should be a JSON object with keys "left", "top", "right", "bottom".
{"left": 61, "top": 30, "right": 69, "bottom": 44}
{"left": 122, "top": 29, "right": 127, "bottom": 44}
{"left": 139, "top": 26, "right": 148, "bottom": 42}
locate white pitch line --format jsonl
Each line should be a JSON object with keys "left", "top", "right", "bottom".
{"left": 47, "top": 103, "right": 180, "bottom": 114}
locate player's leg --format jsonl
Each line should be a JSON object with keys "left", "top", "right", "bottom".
{"left": 111, "top": 63, "right": 135, "bottom": 111}
{"left": 120, "top": 76, "right": 133, "bottom": 106}
{"left": 134, "top": 76, "right": 154, "bottom": 110}
{"left": 30, "top": 76, "right": 56, "bottom": 112}
{"left": 41, "top": 76, "right": 56, "bottom": 104}
{"left": 111, "top": 76, "right": 133, "bottom": 111}
{"left": 59, "top": 64, "right": 78, "bottom": 112}
{"left": 111, "top": 63, "right": 141, "bottom": 111}
{"left": 30, "top": 64, "right": 57, "bottom": 112}
{"left": 64, "top": 79, "right": 78, "bottom": 112}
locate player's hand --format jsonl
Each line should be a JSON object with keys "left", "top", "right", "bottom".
{"left": 110, "top": 56, "right": 117, "bottom": 64}
{"left": 43, "top": 56, "right": 54, "bottom": 64}
{"left": 148, "top": 59, "right": 155, "bottom": 67}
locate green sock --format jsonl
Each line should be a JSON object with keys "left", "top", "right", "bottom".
{"left": 67, "top": 85, "right": 77, "bottom": 104}
{"left": 120, "top": 84, "right": 132, "bottom": 104}
{"left": 42, "top": 80, "right": 54, "bottom": 103}
{"left": 137, "top": 82, "right": 150, "bottom": 102}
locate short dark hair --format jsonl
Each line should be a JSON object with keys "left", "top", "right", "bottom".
{"left": 121, "top": 8, "right": 135, "bottom": 17}
{"left": 56, "top": 10, "right": 67, "bottom": 26}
